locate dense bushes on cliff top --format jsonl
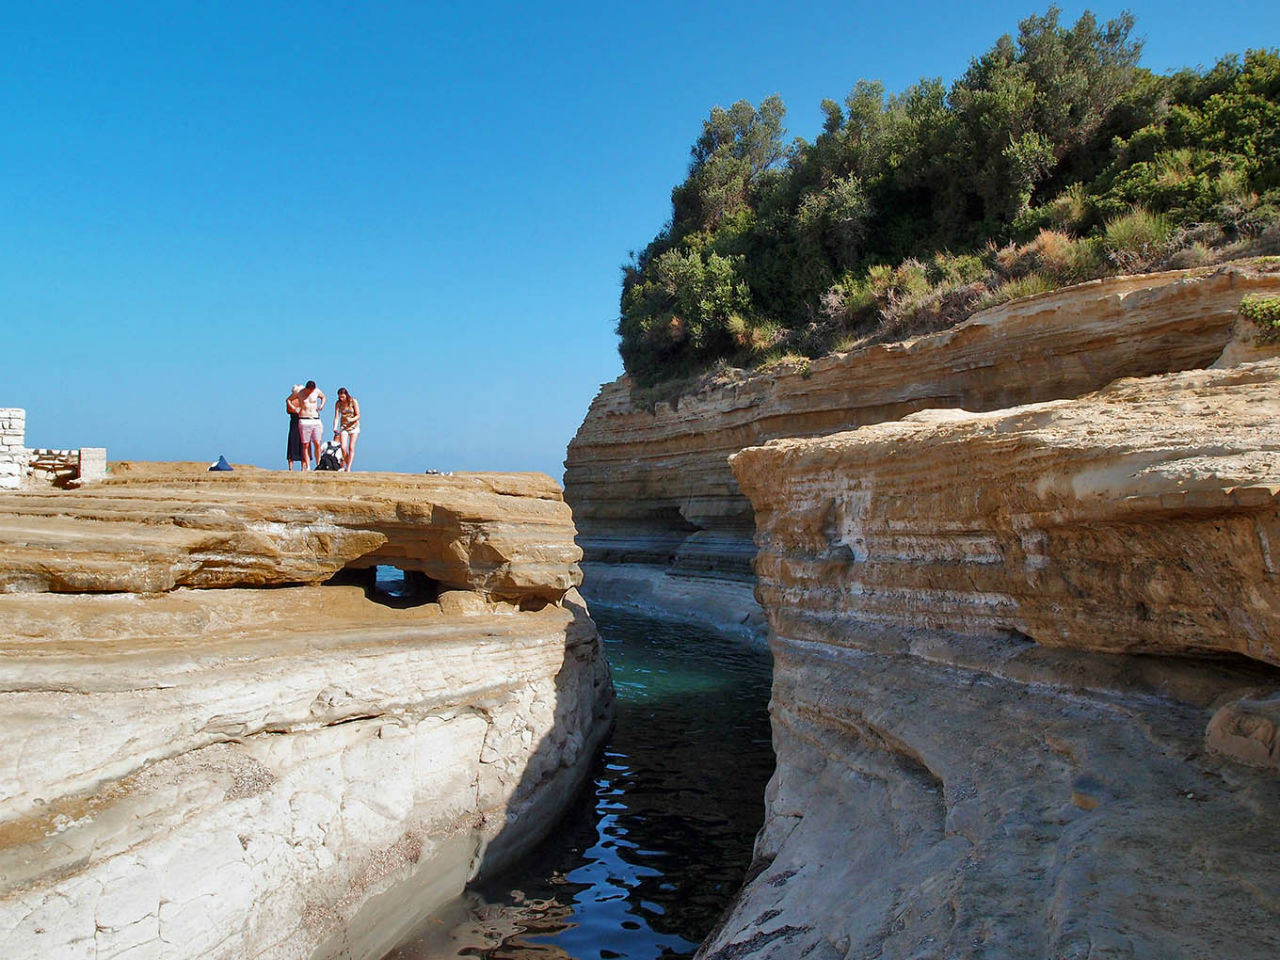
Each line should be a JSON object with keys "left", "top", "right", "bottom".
{"left": 618, "top": 7, "right": 1280, "bottom": 388}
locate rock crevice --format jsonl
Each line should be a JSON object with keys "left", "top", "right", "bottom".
{"left": 560, "top": 263, "right": 1280, "bottom": 958}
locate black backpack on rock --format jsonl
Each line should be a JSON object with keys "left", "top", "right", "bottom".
{"left": 316, "top": 440, "right": 344, "bottom": 471}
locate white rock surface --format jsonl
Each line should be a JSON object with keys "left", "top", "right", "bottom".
{"left": 0, "top": 469, "right": 614, "bottom": 960}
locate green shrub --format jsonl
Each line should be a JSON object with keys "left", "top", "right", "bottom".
{"left": 990, "top": 239, "right": 1034, "bottom": 280}
{"left": 1213, "top": 167, "right": 1251, "bottom": 204}
{"left": 757, "top": 351, "right": 810, "bottom": 373}
{"left": 1063, "top": 236, "right": 1107, "bottom": 281}
{"left": 880, "top": 279, "right": 988, "bottom": 340}
{"left": 928, "top": 251, "right": 986, "bottom": 285}
{"left": 746, "top": 319, "right": 784, "bottom": 353}
{"left": 865, "top": 263, "right": 896, "bottom": 297}
{"left": 820, "top": 272, "right": 877, "bottom": 323}
{"left": 832, "top": 332, "right": 864, "bottom": 353}
{"left": 1103, "top": 207, "right": 1172, "bottom": 269}
{"left": 1029, "top": 229, "right": 1078, "bottom": 282}
{"left": 725, "top": 312, "right": 749, "bottom": 343}
{"left": 615, "top": 20, "right": 1280, "bottom": 386}
{"left": 618, "top": 246, "right": 756, "bottom": 384}
{"left": 1241, "top": 294, "right": 1280, "bottom": 344}
{"left": 984, "top": 271, "right": 1056, "bottom": 307}
{"left": 1164, "top": 242, "right": 1213, "bottom": 269}
{"left": 892, "top": 259, "right": 932, "bottom": 301}
{"left": 1046, "top": 182, "right": 1092, "bottom": 234}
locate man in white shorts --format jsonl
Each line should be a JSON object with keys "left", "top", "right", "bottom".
{"left": 291, "top": 380, "right": 326, "bottom": 470}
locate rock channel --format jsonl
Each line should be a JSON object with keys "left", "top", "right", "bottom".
{"left": 0, "top": 468, "right": 614, "bottom": 960}
{"left": 564, "top": 260, "right": 1280, "bottom": 958}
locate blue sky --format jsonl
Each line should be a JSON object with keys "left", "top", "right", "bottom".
{"left": 2, "top": 1, "right": 1276, "bottom": 479}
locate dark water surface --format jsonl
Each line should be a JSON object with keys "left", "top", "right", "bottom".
{"left": 384, "top": 607, "right": 775, "bottom": 960}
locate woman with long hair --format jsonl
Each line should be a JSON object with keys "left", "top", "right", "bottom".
{"left": 332, "top": 387, "right": 361, "bottom": 471}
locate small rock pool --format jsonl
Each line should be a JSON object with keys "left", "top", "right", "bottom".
{"left": 383, "top": 606, "right": 776, "bottom": 959}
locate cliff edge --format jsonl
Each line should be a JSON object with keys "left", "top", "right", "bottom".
{"left": 699, "top": 359, "right": 1280, "bottom": 958}
{"left": 564, "top": 261, "right": 1280, "bottom": 635}
{"left": 567, "top": 259, "right": 1280, "bottom": 957}
{"left": 0, "top": 469, "right": 614, "bottom": 960}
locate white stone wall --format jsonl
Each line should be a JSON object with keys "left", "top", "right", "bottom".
{"left": 0, "top": 408, "right": 27, "bottom": 490}
{"left": 0, "top": 410, "right": 107, "bottom": 488}
{"left": 79, "top": 447, "right": 107, "bottom": 482}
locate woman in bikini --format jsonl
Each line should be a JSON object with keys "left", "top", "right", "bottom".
{"left": 332, "top": 387, "right": 361, "bottom": 471}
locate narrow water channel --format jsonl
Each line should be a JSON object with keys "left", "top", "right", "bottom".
{"left": 384, "top": 606, "right": 776, "bottom": 959}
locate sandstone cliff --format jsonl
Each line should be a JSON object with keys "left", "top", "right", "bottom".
{"left": 567, "top": 260, "right": 1280, "bottom": 957}
{"left": 564, "top": 261, "right": 1280, "bottom": 634}
{"left": 0, "top": 469, "right": 614, "bottom": 960}
{"left": 696, "top": 361, "right": 1280, "bottom": 959}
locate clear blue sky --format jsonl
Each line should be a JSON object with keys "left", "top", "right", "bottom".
{"left": 2, "top": 1, "right": 1276, "bottom": 479}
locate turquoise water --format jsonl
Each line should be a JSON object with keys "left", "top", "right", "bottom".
{"left": 384, "top": 607, "right": 776, "bottom": 959}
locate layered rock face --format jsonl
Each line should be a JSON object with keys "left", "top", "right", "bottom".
{"left": 697, "top": 361, "right": 1280, "bottom": 959}
{"left": 0, "top": 466, "right": 580, "bottom": 599}
{"left": 564, "top": 262, "right": 1280, "bottom": 633}
{"left": 0, "top": 469, "right": 614, "bottom": 960}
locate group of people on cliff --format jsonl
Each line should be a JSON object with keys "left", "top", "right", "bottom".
{"left": 285, "top": 382, "right": 361, "bottom": 471}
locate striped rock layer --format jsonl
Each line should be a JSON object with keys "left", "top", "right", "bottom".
{"left": 564, "top": 261, "right": 1280, "bottom": 631}
{"left": 698, "top": 360, "right": 1280, "bottom": 959}
{"left": 0, "top": 468, "right": 614, "bottom": 960}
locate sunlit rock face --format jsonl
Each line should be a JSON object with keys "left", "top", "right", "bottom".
{"left": 0, "top": 467, "right": 582, "bottom": 600}
{"left": 564, "top": 261, "right": 1280, "bottom": 634}
{"left": 696, "top": 360, "right": 1280, "bottom": 960}
{"left": 0, "top": 469, "right": 614, "bottom": 960}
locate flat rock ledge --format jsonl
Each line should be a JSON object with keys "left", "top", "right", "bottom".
{"left": 564, "top": 260, "right": 1280, "bottom": 635}
{"left": 0, "top": 469, "right": 614, "bottom": 960}
{"left": 699, "top": 360, "right": 1280, "bottom": 960}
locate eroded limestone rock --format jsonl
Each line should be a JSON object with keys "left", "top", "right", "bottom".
{"left": 565, "top": 261, "right": 1280, "bottom": 632}
{"left": 0, "top": 468, "right": 581, "bottom": 601}
{"left": 734, "top": 361, "right": 1280, "bottom": 665}
{"left": 700, "top": 361, "right": 1280, "bottom": 959}
{"left": 0, "top": 469, "right": 614, "bottom": 960}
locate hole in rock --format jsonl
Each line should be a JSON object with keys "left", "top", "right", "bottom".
{"left": 371, "top": 565, "right": 439, "bottom": 608}
{"left": 324, "top": 565, "right": 439, "bottom": 608}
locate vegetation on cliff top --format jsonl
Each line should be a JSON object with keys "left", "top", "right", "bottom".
{"left": 617, "top": 7, "right": 1280, "bottom": 389}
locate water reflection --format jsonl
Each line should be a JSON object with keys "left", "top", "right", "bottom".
{"left": 384, "top": 608, "right": 775, "bottom": 960}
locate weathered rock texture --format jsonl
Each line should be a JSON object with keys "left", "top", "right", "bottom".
{"left": 0, "top": 469, "right": 614, "bottom": 960}
{"left": 0, "top": 467, "right": 581, "bottom": 599}
{"left": 564, "top": 261, "right": 1280, "bottom": 633}
{"left": 739, "top": 362, "right": 1280, "bottom": 665}
{"left": 697, "top": 360, "right": 1280, "bottom": 959}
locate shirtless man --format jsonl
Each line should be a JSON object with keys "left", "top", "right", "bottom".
{"left": 291, "top": 380, "right": 326, "bottom": 470}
